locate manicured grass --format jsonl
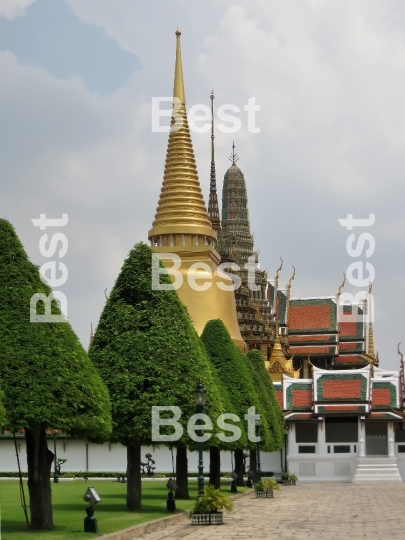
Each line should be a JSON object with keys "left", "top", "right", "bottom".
{"left": 0, "top": 479, "right": 247, "bottom": 540}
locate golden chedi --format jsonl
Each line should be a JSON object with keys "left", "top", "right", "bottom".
{"left": 148, "top": 31, "right": 244, "bottom": 349}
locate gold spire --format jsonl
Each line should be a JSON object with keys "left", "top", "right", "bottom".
{"left": 147, "top": 31, "right": 244, "bottom": 349}
{"left": 148, "top": 30, "right": 215, "bottom": 240}
{"left": 208, "top": 89, "right": 221, "bottom": 233}
{"left": 367, "top": 282, "right": 375, "bottom": 360}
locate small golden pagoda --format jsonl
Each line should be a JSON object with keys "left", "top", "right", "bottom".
{"left": 267, "top": 261, "right": 300, "bottom": 381}
{"left": 148, "top": 31, "right": 244, "bottom": 349}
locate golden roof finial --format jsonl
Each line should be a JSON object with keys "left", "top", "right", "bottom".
{"left": 398, "top": 343, "right": 404, "bottom": 367}
{"left": 271, "top": 257, "right": 284, "bottom": 337}
{"left": 337, "top": 273, "right": 346, "bottom": 297}
{"left": 275, "top": 257, "right": 283, "bottom": 282}
{"left": 286, "top": 265, "right": 295, "bottom": 329}
{"left": 148, "top": 31, "right": 215, "bottom": 241}
{"left": 287, "top": 265, "right": 295, "bottom": 291}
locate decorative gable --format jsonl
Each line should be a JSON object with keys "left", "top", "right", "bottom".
{"left": 371, "top": 378, "right": 399, "bottom": 409}
{"left": 289, "top": 298, "right": 337, "bottom": 334}
{"left": 283, "top": 378, "right": 313, "bottom": 411}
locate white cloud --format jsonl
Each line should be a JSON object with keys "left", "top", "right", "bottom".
{"left": 0, "top": 0, "right": 36, "bottom": 19}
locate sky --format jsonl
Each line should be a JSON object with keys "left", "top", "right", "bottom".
{"left": 1, "top": 0, "right": 404, "bottom": 370}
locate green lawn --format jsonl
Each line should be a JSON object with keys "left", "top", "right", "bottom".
{"left": 0, "top": 479, "right": 247, "bottom": 540}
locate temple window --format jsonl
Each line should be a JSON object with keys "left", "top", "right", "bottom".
{"left": 296, "top": 423, "right": 318, "bottom": 443}
{"left": 325, "top": 418, "right": 358, "bottom": 443}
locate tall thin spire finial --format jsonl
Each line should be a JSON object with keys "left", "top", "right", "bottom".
{"left": 367, "top": 282, "right": 375, "bottom": 360}
{"left": 173, "top": 30, "right": 185, "bottom": 105}
{"left": 210, "top": 89, "right": 215, "bottom": 162}
{"left": 208, "top": 89, "right": 221, "bottom": 233}
{"left": 229, "top": 141, "right": 239, "bottom": 165}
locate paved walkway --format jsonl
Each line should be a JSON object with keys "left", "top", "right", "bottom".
{"left": 135, "top": 483, "right": 405, "bottom": 540}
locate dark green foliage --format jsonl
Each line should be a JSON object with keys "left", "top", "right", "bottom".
{"left": 89, "top": 242, "right": 224, "bottom": 447}
{"left": 246, "top": 349, "right": 284, "bottom": 451}
{"left": 0, "top": 387, "right": 5, "bottom": 427}
{"left": 200, "top": 319, "right": 271, "bottom": 450}
{"left": 0, "top": 219, "right": 112, "bottom": 440}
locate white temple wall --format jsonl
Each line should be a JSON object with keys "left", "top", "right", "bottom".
{"left": 287, "top": 420, "right": 358, "bottom": 483}
{"left": 0, "top": 439, "right": 282, "bottom": 476}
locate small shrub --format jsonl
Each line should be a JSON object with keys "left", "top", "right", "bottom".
{"left": 189, "top": 485, "right": 234, "bottom": 516}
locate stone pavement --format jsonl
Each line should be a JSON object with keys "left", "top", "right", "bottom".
{"left": 134, "top": 483, "right": 405, "bottom": 540}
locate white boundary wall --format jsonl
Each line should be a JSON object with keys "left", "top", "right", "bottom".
{"left": 0, "top": 439, "right": 282, "bottom": 475}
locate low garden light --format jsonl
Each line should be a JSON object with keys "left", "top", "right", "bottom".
{"left": 166, "top": 477, "right": 177, "bottom": 512}
{"left": 255, "top": 416, "right": 261, "bottom": 482}
{"left": 193, "top": 381, "right": 207, "bottom": 494}
{"left": 83, "top": 487, "right": 101, "bottom": 533}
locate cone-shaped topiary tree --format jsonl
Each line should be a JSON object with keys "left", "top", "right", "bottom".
{"left": 0, "top": 219, "right": 112, "bottom": 530}
{"left": 0, "top": 387, "right": 5, "bottom": 427}
{"left": 89, "top": 242, "right": 224, "bottom": 510}
{"left": 201, "top": 319, "right": 271, "bottom": 486}
{"left": 246, "top": 348, "right": 285, "bottom": 480}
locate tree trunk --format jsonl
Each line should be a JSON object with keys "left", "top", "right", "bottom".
{"left": 175, "top": 444, "right": 189, "bottom": 499}
{"left": 126, "top": 440, "right": 141, "bottom": 510}
{"left": 209, "top": 447, "right": 221, "bottom": 488}
{"left": 234, "top": 449, "right": 245, "bottom": 487}
{"left": 249, "top": 449, "right": 257, "bottom": 483}
{"left": 25, "top": 426, "right": 54, "bottom": 530}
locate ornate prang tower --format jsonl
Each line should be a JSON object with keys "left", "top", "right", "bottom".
{"left": 148, "top": 31, "right": 244, "bottom": 348}
{"left": 218, "top": 144, "right": 271, "bottom": 354}
{"left": 220, "top": 143, "right": 254, "bottom": 263}
{"left": 207, "top": 90, "right": 221, "bottom": 235}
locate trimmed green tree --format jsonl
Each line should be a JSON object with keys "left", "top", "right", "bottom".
{"left": 201, "top": 319, "right": 271, "bottom": 486}
{"left": 89, "top": 242, "right": 224, "bottom": 510}
{"left": 0, "top": 219, "right": 112, "bottom": 530}
{"left": 246, "top": 349, "right": 285, "bottom": 479}
{"left": 0, "top": 387, "right": 5, "bottom": 427}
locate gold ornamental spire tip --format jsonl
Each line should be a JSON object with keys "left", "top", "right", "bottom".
{"left": 173, "top": 30, "right": 185, "bottom": 106}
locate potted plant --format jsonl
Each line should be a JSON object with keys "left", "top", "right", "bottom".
{"left": 254, "top": 478, "right": 280, "bottom": 498}
{"left": 281, "top": 471, "right": 291, "bottom": 485}
{"left": 281, "top": 472, "right": 298, "bottom": 485}
{"left": 189, "top": 484, "right": 234, "bottom": 525}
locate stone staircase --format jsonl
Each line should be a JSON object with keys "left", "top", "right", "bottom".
{"left": 352, "top": 457, "right": 403, "bottom": 483}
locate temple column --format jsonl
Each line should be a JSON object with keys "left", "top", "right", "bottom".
{"left": 388, "top": 422, "right": 395, "bottom": 457}
{"left": 317, "top": 418, "right": 328, "bottom": 457}
{"left": 359, "top": 418, "right": 365, "bottom": 457}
